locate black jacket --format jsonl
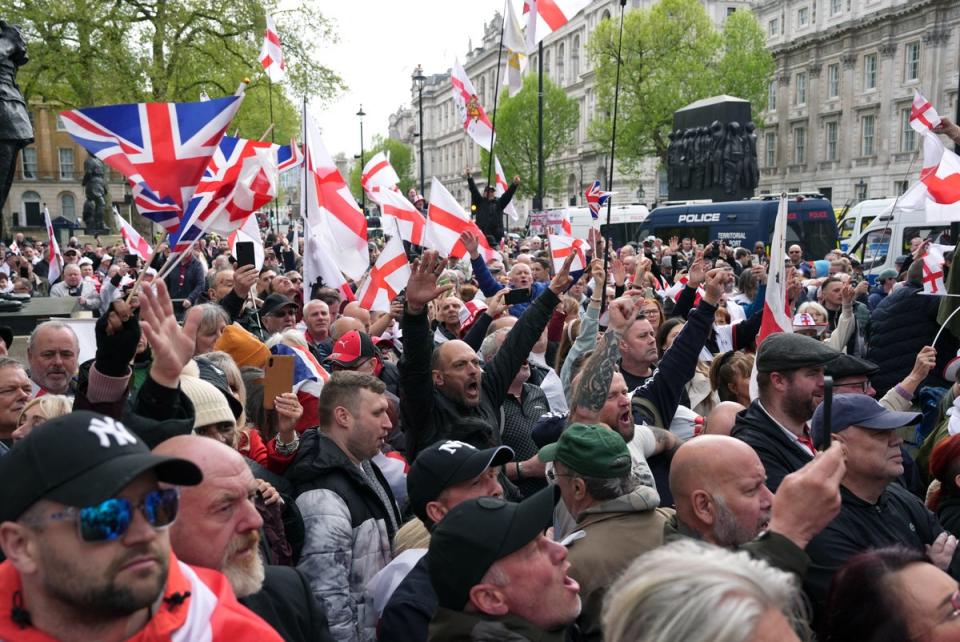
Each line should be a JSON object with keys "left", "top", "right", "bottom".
{"left": 238, "top": 565, "right": 334, "bottom": 642}
{"left": 378, "top": 555, "right": 435, "bottom": 642}
{"left": 399, "top": 287, "right": 560, "bottom": 459}
{"left": 467, "top": 175, "right": 517, "bottom": 243}
{"left": 731, "top": 401, "right": 812, "bottom": 493}
{"left": 866, "top": 283, "right": 956, "bottom": 397}
{"left": 937, "top": 495, "right": 960, "bottom": 539}
{"left": 804, "top": 484, "right": 960, "bottom": 620}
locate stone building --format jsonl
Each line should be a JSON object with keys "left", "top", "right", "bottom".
{"left": 2, "top": 101, "right": 126, "bottom": 233}
{"left": 754, "top": 0, "right": 960, "bottom": 206}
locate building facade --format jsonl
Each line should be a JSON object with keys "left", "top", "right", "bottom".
{"left": 754, "top": 0, "right": 960, "bottom": 205}
{"left": 2, "top": 102, "right": 126, "bottom": 233}
{"left": 393, "top": 0, "right": 750, "bottom": 221}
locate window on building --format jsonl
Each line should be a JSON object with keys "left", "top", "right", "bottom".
{"left": 59, "top": 148, "right": 75, "bottom": 179}
{"left": 727, "top": 7, "right": 736, "bottom": 16}
{"left": 558, "top": 43, "right": 565, "bottom": 85}
{"left": 862, "top": 114, "right": 876, "bottom": 155}
{"left": 765, "top": 132, "right": 777, "bottom": 167}
{"left": 825, "top": 121, "right": 838, "bottom": 161}
{"left": 768, "top": 17, "right": 779, "bottom": 36}
{"left": 905, "top": 42, "right": 920, "bottom": 82}
{"left": 572, "top": 35, "right": 581, "bottom": 79}
{"left": 795, "top": 72, "right": 806, "bottom": 105}
{"left": 60, "top": 193, "right": 76, "bottom": 219}
{"left": 544, "top": 50, "right": 551, "bottom": 77}
{"left": 768, "top": 80, "right": 777, "bottom": 111}
{"left": 56, "top": 115, "right": 67, "bottom": 131}
{"left": 827, "top": 63, "right": 840, "bottom": 97}
{"left": 864, "top": 54, "right": 877, "bottom": 90}
{"left": 794, "top": 127, "right": 806, "bottom": 164}
{"left": 894, "top": 180, "right": 909, "bottom": 195}
{"left": 21, "top": 147, "right": 37, "bottom": 179}
{"left": 830, "top": 0, "right": 842, "bottom": 14}
{"left": 798, "top": 6, "right": 809, "bottom": 26}
{"left": 900, "top": 108, "right": 917, "bottom": 152}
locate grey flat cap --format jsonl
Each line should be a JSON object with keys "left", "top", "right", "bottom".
{"left": 756, "top": 332, "right": 841, "bottom": 373}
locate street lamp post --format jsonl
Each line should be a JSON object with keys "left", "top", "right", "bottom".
{"left": 357, "top": 105, "right": 366, "bottom": 213}
{"left": 412, "top": 65, "right": 427, "bottom": 197}
{"left": 855, "top": 177, "right": 866, "bottom": 202}
{"left": 636, "top": 185, "right": 645, "bottom": 205}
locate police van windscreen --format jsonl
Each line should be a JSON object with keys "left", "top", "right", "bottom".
{"left": 785, "top": 218, "right": 836, "bottom": 261}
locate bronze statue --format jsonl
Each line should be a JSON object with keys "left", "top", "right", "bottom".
{"left": 0, "top": 21, "right": 33, "bottom": 240}
{"left": 722, "top": 121, "right": 745, "bottom": 195}
{"left": 743, "top": 121, "right": 759, "bottom": 190}
{"left": 81, "top": 152, "right": 107, "bottom": 229}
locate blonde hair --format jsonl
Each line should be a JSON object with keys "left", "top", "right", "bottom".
{"left": 18, "top": 395, "right": 73, "bottom": 426}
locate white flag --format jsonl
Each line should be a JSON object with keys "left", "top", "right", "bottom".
{"left": 504, "top": 0, "right": 528, "bottom": 96}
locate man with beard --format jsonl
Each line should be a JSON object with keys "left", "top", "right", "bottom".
{"left": 731, "top": 332, "right": 840, "bottom": 491}
{"left": 156, "top": 435, "right": 333, "bottom": 642}
{"left": 668, "top": 434, "right": 844, "bottom": 577}
{"left": 0, "top": 411, "right": 283, "bottom": 641}
{"left": 0, "top": 357, "right": 30, "bottom": 450}
{"left": 27, "top": 321, "right": 80, "bottom": 397}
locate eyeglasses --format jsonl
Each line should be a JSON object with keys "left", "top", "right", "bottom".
{"left": 835, "top": 379, "right": 870, "bottom": 393}
{"left": 546, "top": 468, "right": 574, "bottom": 483}
{"left": 32, "top": 488, "right": 180, "bottom": 542}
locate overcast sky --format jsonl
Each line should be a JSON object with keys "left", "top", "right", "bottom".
{"left": 305, "top": 0, "right": 513, "bottom": 157}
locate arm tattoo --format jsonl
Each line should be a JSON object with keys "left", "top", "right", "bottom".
{"left": 572, "top": 329, "right": 622, "bottom": 414}
{"left": 652, "top": 427, "right": 681, "bottom": 459}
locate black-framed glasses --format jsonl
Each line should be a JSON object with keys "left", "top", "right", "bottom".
{"left": 31, "top": 488, "right": 180, "bottom": 542}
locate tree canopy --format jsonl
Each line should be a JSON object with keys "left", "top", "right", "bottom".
{"left": 4, "top": 0, "right": 345, "bottom": 143}
{"left": 588, "top": 0, "right": 774, "bottom": 173}
{"left": 480, "top": 73, "right": 579, "bottom": 201}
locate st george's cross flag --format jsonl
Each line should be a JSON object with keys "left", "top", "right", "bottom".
{"left": 361, "top": 151, "right": 401, "bottom": 198}
{"left": 494, "top": 156, "right": 519, "bottom": 221}
{"left": 114, "top": 208, "right": 152, "bottom": 261}
{"left": 524, "top": 0, "right": 591, "bottom": 54}
{"left": 43, "top": 206, "right": 62, "bottom": 284}
{"left": 919, "top": 243, "right": 955, "bottom": 295}
{"left": 302, "top": 219, "right": 355, "bottom": 304}
{"left": 425, "top": 177, "right": 498, "bottom": 261}
{"left": 910, "top": 90, "right": 941, "bottom": 135}
{"left": 303, "top": 113, "right": 369, "bottom": 280}
{"left": 376, "top": 187, "right": 426, "bottom": 246}
{"left": 547, "top": 233, "right": 589, "bottom": 273}
{"left": 259, "top": 14, "right": 286, "bottom": 82}
{"left": 356, "top": 220, "right": 411, "bottom": 312}
{"left": 451, "top": 61, "right": 495, "bottom": 151}
{"left": 900, "top": 131, "right": 960, "bottom": 208}
{"left": 758, "top": 195, "right": 793, "bottom": 343}
{"left": 59, "top": 95, "right": 243, "bottom": 234}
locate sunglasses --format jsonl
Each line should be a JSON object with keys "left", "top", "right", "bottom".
{"left": 38, "top": 488, "right": 180, "bottom": 542}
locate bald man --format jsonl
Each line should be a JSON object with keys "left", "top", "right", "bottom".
{"left": 702, "top": 401, "right": 746, "bottom": 436}
{"left": 666, "top": 435, "right": 846, "bottom": 578}
{"left": 341, "top": 301, "right": 371, "bottom": 334}
{"left": 331, "top": 316, "right": 365, "bottom": 342}
{"left": 155, "top": 436, "right": 333, "bottom": 642}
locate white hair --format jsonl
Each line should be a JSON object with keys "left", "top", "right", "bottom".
{"left": 479, "top": 327, "right": 510, "bottom": 361}
{"left": 264, "top": 329, "right": 308, "bottom": 350}
{"left": 303, "top": 299, "right": 329, "bottom": 315}
{"left": 603, "top": 540, "right": 811, "bottom": 642}
{"left": 28, "top": 321, "right": 79, "bottom": 354}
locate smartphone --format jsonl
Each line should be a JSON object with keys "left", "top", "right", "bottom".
{"left": 235, "top": 241, "right": 256, "bottom": 268}
{"left": 505, "top": 288, "right": 531, "bottom": 305}
{"left": 124, "top": 254, "right": 139, "bottom": 269}
{"left": 263, "top": 355, "right": 295, "bottom": 409}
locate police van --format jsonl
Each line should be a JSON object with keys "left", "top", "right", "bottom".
{"left": 636, "top": 195, "right": 838, "bottom": 260}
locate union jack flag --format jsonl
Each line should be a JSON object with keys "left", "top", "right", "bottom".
{"left": 585, "top": 180, "right": 613, "bottom": 220}
{"left": 59, "top": 95, "right": 243, "bottom": 233}
{"left": 169, "top": 135, "right": 301, "bottom": 252}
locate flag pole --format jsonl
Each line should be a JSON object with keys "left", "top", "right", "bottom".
{"left": 600, "top": 0, "right": 628, "bottom": 314}
{"left": 535, "top": 40, "right": 544, "bottom": 212}
{"left": 486, "top": 0, "right": 508, "bottom": 188}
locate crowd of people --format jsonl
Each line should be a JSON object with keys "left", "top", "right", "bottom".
{"left": 1, "top": 129, "right": 960, "bottom": 642}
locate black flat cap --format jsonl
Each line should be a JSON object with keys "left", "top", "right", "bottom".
{"left": 756, "top": 332, "right": 841, "bottom": 373}
{"left": 825, "top": 353, "right": 880, "bottom": 379}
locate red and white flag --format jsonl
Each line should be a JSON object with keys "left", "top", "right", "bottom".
{"left": 302, "top": 220, "right": 355, "bottom": 303}
{"left": 43, "top": 206, "right": 62, "bottom": 284}
{"left": 919, "top": 243, "right": 954, "bottom": 295}
{"left": 910, "top": 90, "right": 941, "bottom": 135}
{"left": 361, "top": 151, "right": 401, "bottom": 198}
{"left": 425, "top": 177, "right": 498, "bottom": 261}
{"left": 658, "top": 275, "right": 704, "bottom": 305}
{"left": 451, "top": 61, "right": 495, "bottom": 152}
{"left": 758, "top": 195, "right": 793, "bottom": 342}
{"left": 524, "top": 0, "right": 591, "bottom": 54}
{"left": 304, "top": 113, "right": 369, "bottom": 280}
{"left": 547, "top": 233, "right": 589, "bottom": 273}
{"left": 376, "top": 187, "right": 426, "bottom": 246}
{"left": 228, "top": 214, "right": 265, "bottom": 270}
{"left": 258, "top": 14, "right": 286, "bottom": 82}
{"left": 114, "top": 208, "right": 152, "bottom": 261}
{"left": 900, "top": 132, "right": 960, "bottom": 207}
{"left": 8, "top": 241, "right": 19, "bottom": 256}
{"left": 494, "top": 156, "right": 519, "bottom": 221}
{"left": 356, "top": 221, "right": 411, "bottom": 312}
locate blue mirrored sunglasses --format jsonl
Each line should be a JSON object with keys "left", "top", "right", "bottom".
{"left": 39, "top": 488, "right": 180, "bottom": 542}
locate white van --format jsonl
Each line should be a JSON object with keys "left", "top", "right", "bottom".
{"left": 565, "top": 204, "right": 649, "bottom": 246}
{"left": 838, "top": 198, "right": 897, "bottom": 252}
{"left": 846, "top": 201, "right": 958, "bottom": 281}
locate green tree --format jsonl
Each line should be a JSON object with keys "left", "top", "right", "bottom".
{"left": 348, "top": 136, "right": 415, "bottom": 202}
{"left": 479, "top": 74, "right": 579, "bottom": 201}
{"left": 2, "top": 0, "right": 345, "bottom": 143}
{"left": 587, "top": 0, "right": 773, "bottom": 172}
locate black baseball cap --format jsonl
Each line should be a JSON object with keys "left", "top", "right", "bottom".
{"left": 811, "top": 394, "right": 920, "bottom": 444}
{"left": 407, "top": 440, "right": 514, "bottom": 523}
{"left": 260, "top": 293, "right": 298, "bottom": 317}
{"left": 428, "top": 486, "right": 558, "bottom": 610}
{"left": 0, "top": 411, "right": 202, "bottom": 523}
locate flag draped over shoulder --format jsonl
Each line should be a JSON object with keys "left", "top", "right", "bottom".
{"left": 450, "top": 61, "right": 495, "bottom": 152}
{"left": 259, "top": 14, "right": 286, "bottom": 82}
{"left": 59, "top": 95, "right": 243, "bottom": 233}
